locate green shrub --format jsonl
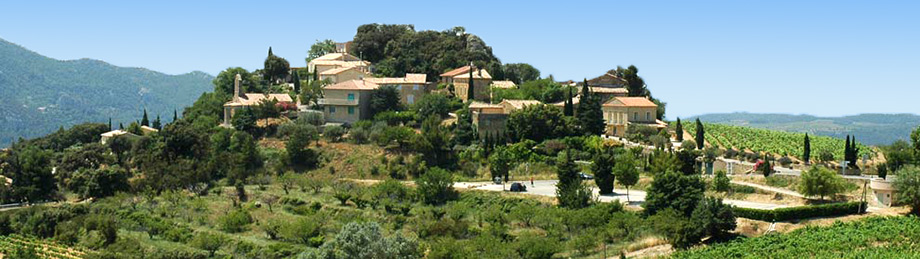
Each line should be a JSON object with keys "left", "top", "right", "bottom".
{"left": 190, "top": 231, "right": 224, "bottom": 257}
{"left": 218, "top": 209, "right": 253, "bottom": 233}
{"left": 730, "top": 184, "right": 756, "bottom": 194}
{"left": 416, "top": 168, "right": 457, "bottom": 205}
{"left": 733, "top": 202, "right": 867, "bottom": 221}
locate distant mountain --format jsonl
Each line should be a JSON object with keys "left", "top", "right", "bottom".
{"left": 689, "top": 112, "right": 920, "bottom": 146}
{"left": 0, "top": 38, "right": 213, "bottom": 147}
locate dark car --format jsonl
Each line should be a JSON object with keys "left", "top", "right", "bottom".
{"left": 579, "top": 172, "right": 594, "bottom": 180}
{"left": 510, "top": 182, "right": 527, "bottom": 192}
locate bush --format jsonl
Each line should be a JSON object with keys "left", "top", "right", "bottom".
{"left": 190, "top": 231, "right": 224, "bottom": 257}
{"left": 323, "top": 125, "right": 345, "bottom": 142}
{"left": 733, "top": 202, "right": 867, "bottom": 221}
{"left": 730, "top": 184, "right": 756, "bottom": 194}
{"left": 713, "top": 170, "right": 730, "bottom": 192}
{"left": 218, "top": 209, "right": 253, "bottom": 233}
{"left": 416, "top": 168, "right": 457, "bottom": 205}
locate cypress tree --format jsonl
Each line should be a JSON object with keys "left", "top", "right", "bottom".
{"left": 152, "top": 115, "right": 162, "bottom": 130}
{"left": 803, "top": 133, "right": 811, "bottom": 164}
{"left": 695, "top": 119, "right": 705, "bottom": 150}
{"left": 564, "top": 87, "right": 574, "bottom": 116}
{"left": 293, "top": 70, "right": 301, "bottom": 93}
{"left": 119, "top": 123, "right": 124, "bottom": 130}
{"left": 675, "top": 118, "right": 684, "bottom": 142}
{"left": 108, "top": 118, "right": 112, "bottom": 130}
{"left": 467, "top": 63, "right": 475, "bottom": 101}
{"left": 173, "top": 109, "right": 178, "bottom": 122}
{"left": 576, "top": 79, "right": 605, "bottom": 135}
{"left": 268, "top": 46, "right": 273, "bottom": 57}
{"left": 141, "top": 109, "right": 149, "bottom": 126}
{"left": 844, "top": 135, "right": 851, "bottom": 163}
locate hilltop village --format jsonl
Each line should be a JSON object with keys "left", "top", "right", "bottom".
{"left": 0, "top": 24, "right": 919, "bottom": 259}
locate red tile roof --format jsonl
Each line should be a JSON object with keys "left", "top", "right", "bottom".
{"left": 440, "top": 66, "right": 472, "bottom": 77}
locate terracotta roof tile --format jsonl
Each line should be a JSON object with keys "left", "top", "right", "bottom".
{"left": 603, "top": 97, "right": 657, "bottom": 107}
{"left": 324, "top": 80, "right": 379, "bottom": 91}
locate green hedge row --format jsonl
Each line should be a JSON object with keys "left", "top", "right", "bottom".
{"left": 734, "top": 202, "right": 867, "bottom": 222}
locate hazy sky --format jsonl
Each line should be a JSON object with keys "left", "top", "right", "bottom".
{"left": 1, "top": 1, "right": 917, "bottom": 118}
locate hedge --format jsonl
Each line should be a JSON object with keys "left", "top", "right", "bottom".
{"left": 734, "top": 201, "right": 867, "bottom": 222}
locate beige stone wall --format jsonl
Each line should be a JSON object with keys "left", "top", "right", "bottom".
{"left": 322, "top": 89, "right": 373, "bottom": 123}
{"left": 453, "top": 78, "right": 492, "bottom": 101}
{"left": 379, "top": 83, "right": 431, "bottom": 105}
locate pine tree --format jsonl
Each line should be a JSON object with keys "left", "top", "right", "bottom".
{"left": 467, "top": 63, "right": 475, "bottom": 101}
{"left": 152, "top": 115, "right": 162, "bottom": 130}
{"left": 141, "top": 109, "right": 149, "bottom": 126}
{"left": 564, "top": 87, "right": 574, "bottom": 116}
{"left": 556, "top": 151, "right": 590, "bottom": 209}
{"left": 675, "top": 118, "right": 684, "bottom": 142}
{"left": 695, "top": 119, "right": 705, "bottom": 150}
{"left": 803, "top": 133, "right": 811, "bottom": 164}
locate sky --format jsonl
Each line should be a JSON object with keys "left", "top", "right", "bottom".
{"left": 1, "top": 0, "right": 918, "bottom": 119}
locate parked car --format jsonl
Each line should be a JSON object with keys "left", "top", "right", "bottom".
{"left": 579, "top": 172, "right": 594, "bottom": 180}
{"left": 510, "top": 182, "right": 527, "bottom": 192}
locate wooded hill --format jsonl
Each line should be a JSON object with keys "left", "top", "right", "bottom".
{"left": 0, "top": 38, "right": 213, "bottom": 147}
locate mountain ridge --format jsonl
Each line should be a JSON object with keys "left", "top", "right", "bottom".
{"left": 0, "top": 37, "right": 214, "bottom": 147}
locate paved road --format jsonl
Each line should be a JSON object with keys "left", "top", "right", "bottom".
{"left": 456, "top": 180, "right": 790, "bottom": 210}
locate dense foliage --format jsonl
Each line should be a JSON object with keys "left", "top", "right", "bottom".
{"left": 733, "top": 202, "right": 867, "bottom": 222}
{"left": 351, "top": 24, "right": 501, "bottom": 80}
{"left": 673, "top": 216, "right": 919, "bottom": 258}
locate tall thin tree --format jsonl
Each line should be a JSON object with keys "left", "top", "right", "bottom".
{"left": 467, "top": 62, "right": 475, "bottom": 101}
{"left": 675, "top": 118, "right": 684, "bottom": 142}
{"left": 564, "top": 87, "right": 574, "bottom": 116}
{"left": 141, "top": 109, "right": 149, "bottom": 126}
{"left": 803, "top": 133, "right": 811, "bottom": 164}
{"left": 695, "top": 119, "right": 705, "bottom": 150}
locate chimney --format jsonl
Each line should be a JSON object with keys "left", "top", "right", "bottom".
{"left": 234, "top": 74, "right": 242, "bottom": 102}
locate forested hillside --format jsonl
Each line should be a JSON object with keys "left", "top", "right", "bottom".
{"left": 691, "top": 112, "right": 920, "bottom": 146}
{"left": 0, "top": 38, "right": 213, "bottom": 147}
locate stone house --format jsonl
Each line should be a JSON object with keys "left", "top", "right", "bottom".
{"left": 439, "top": 65, "right": 492, "bottom": 102}
{"left": 468, "top": 99, "right": 542, "bottom": 138}
{"left": 307, "top": 52, "right": 370, "bottom": 74}
{"left": 318, "top": 80, "right": 378, "bottom": 124}
{"left": 222, "top": 74, "right": 295, "bottom": 125}
{"left": 602, "top": 97, "right": 666, "bottom": 137}
{"left": 319, "top": 66, "right": 368, "bottom": 84}
{"left": 364, "top": 73, "right": 430, "bottom": 105}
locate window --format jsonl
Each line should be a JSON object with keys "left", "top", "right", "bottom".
{"left": 633, "top": 112, "right": 638, "bottom": 121}
{"left": 347, "top": 93, "right": 355, "bottom": 101}
{"left": 646, "top": 112, "right": 651, "bottom": 121}
{"left": 347, "top": 107, "right": 354, "bottom": 114}
{"left": 413, "top": 84, "right": 420, "bottom": 91}
{"left": 407, "top": 95, "right": 415, "bottom": 104}
{"left": 329, "top": 106, "right": 336, "bottom": 113}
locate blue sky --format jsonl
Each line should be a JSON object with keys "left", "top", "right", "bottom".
{"left": 1, "top": 0, "right": 917, "bottom": 118}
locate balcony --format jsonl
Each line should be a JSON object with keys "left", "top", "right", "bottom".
{"left": 317, "top": 98, "right": 358, "bottom": 106}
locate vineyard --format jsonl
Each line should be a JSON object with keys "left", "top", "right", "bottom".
{"left": 672, "top": 216, "right": 920, "bottom": 258}
{"left": 684, "top": 123, "right": 872, "bottom": 160}
{"left": 0, "top": 234, "right": 89, "bottom": 259}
